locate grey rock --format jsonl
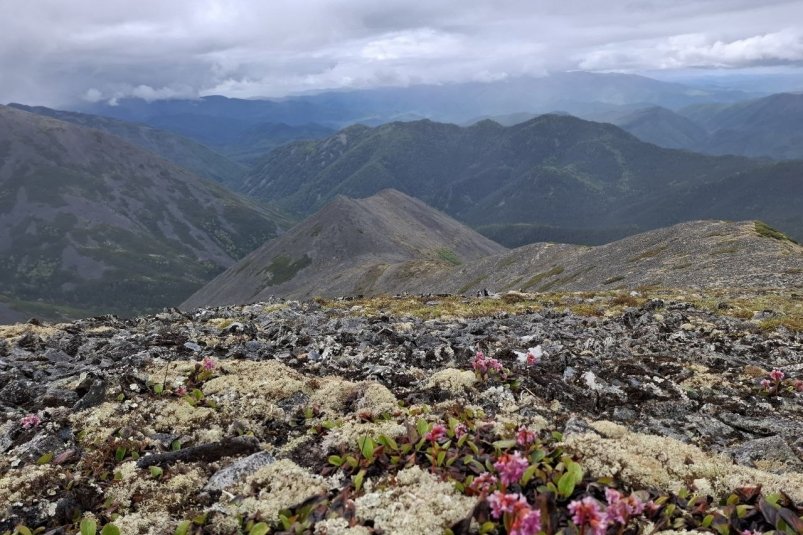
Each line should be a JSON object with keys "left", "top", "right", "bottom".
{"left": 204, "top": 451, "right": 275, "bottom": 491}
{"left": 728, "top": 435, "right": 803, "bottom": 474}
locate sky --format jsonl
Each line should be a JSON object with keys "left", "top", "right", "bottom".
{"left": 1, "top": 0, "right": 803, "bottom": 106}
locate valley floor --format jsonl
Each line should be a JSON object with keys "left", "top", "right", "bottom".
{"left": 1, "top": 289, "right": 802, "bottom": 534}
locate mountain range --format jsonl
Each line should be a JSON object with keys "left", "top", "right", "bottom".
{"left": 238, "top": 114, "right": 803, "bottom": 245}
{"left": 184, "top": 189, "right": 803, "bottom": 308}
{"left": 0, "top": 105, "right": 289, "bottom": 320}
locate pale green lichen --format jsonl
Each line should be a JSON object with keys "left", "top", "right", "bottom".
{"left": 426, "top": 368, "right": 477, "bottom": 391}
{"left": 564, "top": 421, "right": 803, "bottom": 502}
{"left": 355, "top": 466, "right": 477, "bottom": 535}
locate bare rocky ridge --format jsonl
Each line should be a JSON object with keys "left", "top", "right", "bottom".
{"left": 181, "top": 189, "right": 506, "bottom": 309}
{"left": 184, "top": 190, "right": 803, "bottom": 309}
{"left": 0, "top": 291, "right": 801, "bottom": 533}
{"left": 0, "top": 105, "right": 289, "bottom": 319}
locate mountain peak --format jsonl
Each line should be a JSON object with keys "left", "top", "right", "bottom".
{"left": 182, "top": 192, "right": 506, "bottom": 308}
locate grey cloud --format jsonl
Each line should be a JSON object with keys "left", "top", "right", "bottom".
{"left": 0, "top": 0, "right": 801, "bottom": 106}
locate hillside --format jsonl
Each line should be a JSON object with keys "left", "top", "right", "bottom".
{"left": 238, "top": 115, "right": 803, "bottom": 243}
{"left": 678, "top": 93, "right": 803, "bottom": 160}
{"left": 7, "top": 103, "right": 247, "bottom": 187}
{"left": 611, "top": 106, "right": 708, "bottom": 149}
{"left": 184, "top": 188, "right": 802, "bottom": 307}
{"left": 182, "top": 189, "right": 506, "bottom": 308}
{"left": 413, "top": 220, "right": 803, "bottom": 295}
{"left": 2, "top": 289, "right": 802, "bottom": 534}
{"left": 0, "top": 105, "right": 290, "bottom": 319}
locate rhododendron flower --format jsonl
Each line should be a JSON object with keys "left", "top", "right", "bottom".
{"left": 201, "top": 356, "right": 216, "bottom": 370}
{"left": 472, "top": 351, "right": 488, "bottom": 373}
{"left": 760, "top": 378, "right": 772, "bottom": 391}
{"left": 511, "top": 507, "right": 542, "bottom": 535}
{"left": 454, "top": 423, "right": 468, "bottom": 438}
{"left": 605, "top": 488, "right": 645, "bottom": 524}
{"left": 794, "top": 379, "right": 803, "bottom": 392}
{"left": 569, "top": 497, "right": 608, "bottom": 535}
{"left": 20, "top": 414, "right": 41, "bottom": 429}
{"left": 516, "top": 426, "right": 536, "bottom": 447}
{"left": 425, "top": 423, "right": 447, "bottom": 442}
{"left": 175, "top": 385, "right": 188, "bottom": 397}
{"left": 469, "top": 472, "right": 498, "bottom": 495}
{"left": 487, "top": 357, "right": 503, "bottom": 372}
{"left": 770, "top": 369, "right": 785, "bottom": 382}
{"left": 494, "top": 451, "right": 529, "bottom": 487}
{"left": 488, "top": 490, "right": 527, "bottom": 518}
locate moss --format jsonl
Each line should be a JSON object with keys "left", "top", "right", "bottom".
{"left": 755, "top": 220, "right": 798, "bottom": 243}
{"left": 522, "top": 266, "right": 564, "bottom": 290}
{"left": 260, "top": 254, "right": 312, "bottom": 285}
{"left": 435, "top": 248, "right": 462, "bottom": 266}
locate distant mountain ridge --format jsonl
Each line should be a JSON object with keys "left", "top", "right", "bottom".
{"left": 182, "top": 189, "right": 506, "bottom": 308}
{"left": 184, "top": 191, "right": 803, "bottom": 308}
{"left": 0, "top": 105, "right": 289, "bottom": 319}
{"left": 6, "top": 103, "right": 247, "bottom": 187}
{"left": 237, "top": 114, "right": 803, "bottom": 243}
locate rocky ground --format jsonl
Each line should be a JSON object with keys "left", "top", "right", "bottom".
{"left": 1, "top": 290, "right": 802, "bottom": 534}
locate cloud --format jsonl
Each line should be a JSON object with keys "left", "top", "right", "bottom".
{"left": 0, "top": 0, "right": 801, "bottom": 106}
{"left": 579, "top": 29, "right": 803, "bottom": 70}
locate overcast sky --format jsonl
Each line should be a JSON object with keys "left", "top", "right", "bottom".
{"left": 1, "top": 0, "right": 802, "bottom": 106}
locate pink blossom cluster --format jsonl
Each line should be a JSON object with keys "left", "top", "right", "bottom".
{"left": 516, "top": 426, "right": 536, "bottom": 447}
{"left": 488, "top": 491, "right": 542, "bottom": 535}
{"left": 425, "top": 423, "right": 447, "bottom": 442}
{"left": 494, "top": 451, "right": 529, "bottom": 487}
{"left": 454, "top": 423, "right": 468, "bottom": 438}
{"left": 568, "top": 490, "right": 646, "bottom": 534}
{"left": 604, "top": 488, "right": 645, "bottom": 524}
{"left": 201, "top": 356, "right": 217, "bottom": 371}
{"left": 174, "top": 385, "right": 188, "bottom": 397}
{"left": 472, "top": 350, "right": 503, "bottom": 376}
{"left": 468, "top": 472, "right": 498, "bottom": 496}
{"left": 568, "top": 497, "right": 608, "bottom": 535}
{"left": 769, "top": 369, "right": 785, "bottom": 382}
{"left": 526, "top": 346, "right": 542, "bottom": 365}
{"left": 20, "top": 414, "right": 41, "bottom": 429}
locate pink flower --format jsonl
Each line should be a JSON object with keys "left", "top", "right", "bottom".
{"left": 742, "top": 530, "right": 762, "bottom": 535}
{"left": 472, "top": 351, "right": 488, "bottom": 373}
{"left": 760, "top": 379, "right": 772, "bottom": 391}
{"left": 605, "top": 488, "right": 645, "bottom": 524}
{"left": 454, "top": 423, "right": 468, "bottom": 438}
{"left": 20, "top": 414, "right": 41, "bottom": 429}
{"left": 494, "top": 451, "right": 529, "bottom": 487}
{"left": 770, "top": 369, "right": 785, "bottom": 382}
{"left": 568, "top": 497, "right": 608, "bottom": 535}
{"left": 469, "top": 472, "right": 498, "bottom": 495}
{"left": 526, "top": 346, "right": 542, "bottom": 365}
{"left": 425, "top": 423, "right": 447, "bottom": 442}
{"left": 488, "top": 490, "right": 527, "bottom": 519}
{"left": 174, "top": 385, "right": 188, "bottom": 397}
{"left": 516, "top": 426, "right": 536, "bottom": 447}
{"left": 487, "top": 358, "right": 503, "bottom": 372}
{"left": 794, "top": 379, "right": 803, "bottom": 392}
{"left": 201, "top": 356, "right": 216, "bottom": 371}
{"left": 511, "top": 507, "right": 542, "bottom": 535}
